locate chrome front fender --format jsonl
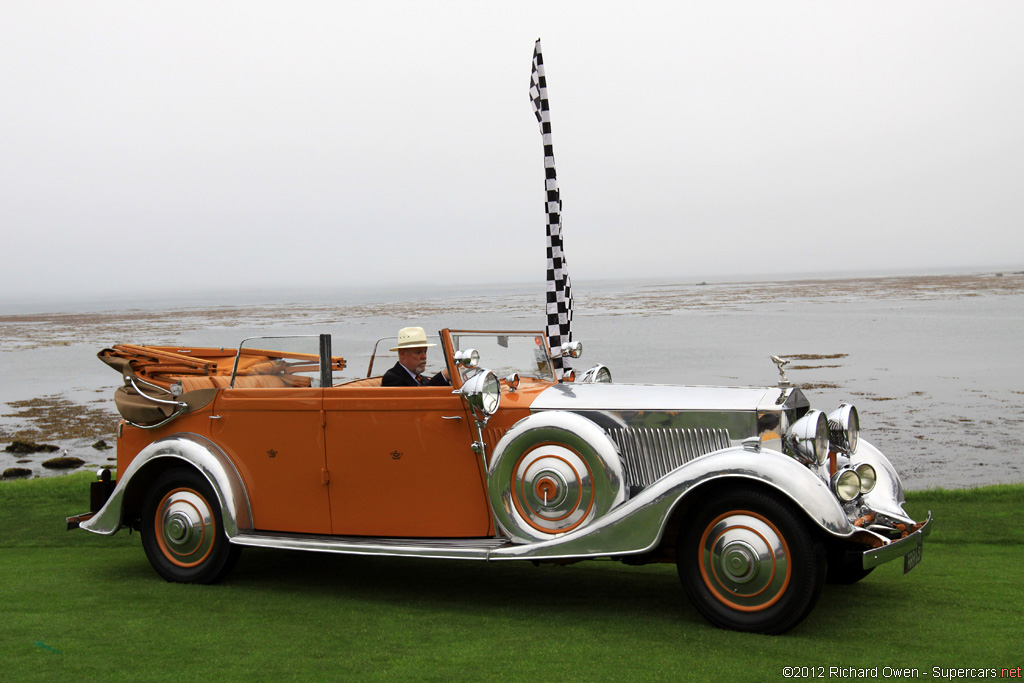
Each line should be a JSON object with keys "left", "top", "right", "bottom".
{"left": 854, "top": 438, "right": 914, "bottom": 524}
{"left": 79, "top": 433, "right": 253, "bottom": 537}
{"left": 490, "top": 447, "right": 854, "bottom": 560}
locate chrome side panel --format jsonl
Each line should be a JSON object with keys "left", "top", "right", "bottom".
{"left": 79, "top": 433, "right": 253, "bottom": 537}
{"left": 489, "top": 448, "right": 854, "bottom": 561}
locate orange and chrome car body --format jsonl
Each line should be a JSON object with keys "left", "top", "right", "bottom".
{"left": 72, "top": 328, "right": 930, "bottom": 569}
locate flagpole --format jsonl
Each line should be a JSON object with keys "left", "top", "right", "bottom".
{"left": 529, "top": 39, "right": 574, "bottom": 379}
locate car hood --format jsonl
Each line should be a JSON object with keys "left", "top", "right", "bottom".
{"left": 532, "top": 382, "right": 791, "bottom": 414}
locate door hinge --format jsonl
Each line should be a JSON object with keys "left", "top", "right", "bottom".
{"left": 321, "top": 468, "right": 330, "bottom": 485}
{"left": 320, "top": 409, "right": 326, "bottom": 428}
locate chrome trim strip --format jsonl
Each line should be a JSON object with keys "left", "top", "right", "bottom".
{"left": 862, "top": 513, "right": 933, "bottom": 570}
{"left": 231, "top": 532, "right": 510, "bottom": 560}
{"left": 79, "top": 433, "right": 253, "bottom": 537}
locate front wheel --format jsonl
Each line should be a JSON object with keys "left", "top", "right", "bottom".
{"left": 141, "top": 468, "right": 241, "bottom": 584}
{"left": 677, "top": 486, "right": 826, "bottom": 634}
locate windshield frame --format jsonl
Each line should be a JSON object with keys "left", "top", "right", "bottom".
{"left": 443, "top": 329, "right": 555, "bottom": 384}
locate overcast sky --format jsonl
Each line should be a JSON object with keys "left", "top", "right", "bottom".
{"left": 3, "top": 1, "right": 1023, "bottom": 305}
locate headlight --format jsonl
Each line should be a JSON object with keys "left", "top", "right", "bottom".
{"left": 481, "top": 372, "right": 500, "bottom": 414}
{"left": 460, "top": 369, "right": 501, "bottom": 419}
{"left": 786, "top": 410, "right": 830, "bottom": 465}
{"left": 579, "top": 364, "right": 612, "bottom": 383}
{"left": 826, "top": 403, "right": 859, "bottom": 454}
{"left": 832, "top": 468, "right": 862, "bottom": 502}
{"left": 454, "top": 349, "right": 480, "bottom": 368}
{"left": 855, "top": 463, "right": 876, "bottom": 494}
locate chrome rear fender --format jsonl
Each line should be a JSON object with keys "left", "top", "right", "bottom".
{"left": 79, "top": 433, "right": 253, "bottom": 537}
{"left": 489, "top": 447, "right": 854, "bottom": 560}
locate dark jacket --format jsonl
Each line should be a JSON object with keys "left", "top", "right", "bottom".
{"left": 381, "top": 361, "right": 450, "bottom": 387}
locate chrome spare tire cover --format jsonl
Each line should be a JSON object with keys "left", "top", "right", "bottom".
{"left": 489, "top": 412, "right": 626, "bottom": 543}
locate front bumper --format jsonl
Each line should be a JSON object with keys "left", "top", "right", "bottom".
{"left": 862, "top": 512, "right": 933, "bottom": 572}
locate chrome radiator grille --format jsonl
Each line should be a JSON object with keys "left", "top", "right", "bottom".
{"left": 609, "top": 427, "right": 732, "bottom": 488}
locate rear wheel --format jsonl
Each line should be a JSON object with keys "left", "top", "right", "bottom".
{"left": 141, "top": 468, "right": 241, "bottom": 584}
{"left": 677, "top": 486, "right": 825, "bottom": 634}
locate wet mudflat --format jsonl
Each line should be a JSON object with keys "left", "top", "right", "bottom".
{"left": 2, "top": 271, "right": 1021, "bottom": 487}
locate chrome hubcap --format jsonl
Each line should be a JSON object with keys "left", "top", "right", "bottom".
{"left": 165, "top": 513, "right": 192, "bottom": 543}
{"left": 512, "top": 445, "right": 594, "bottom": 535}
{"left": 700, "top": 511, "right": 790, "bottom": 610}
{"left": 721, "top": 540, "right": 760, "bottom": 584}
{"left": 156, "top": 488, "right": 216, "bottom": 567}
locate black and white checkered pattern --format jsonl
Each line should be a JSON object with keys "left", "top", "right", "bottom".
{"left": 530, "top": 39, "right": 573, "bottom": 378}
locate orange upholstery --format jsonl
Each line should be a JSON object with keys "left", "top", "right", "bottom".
{"left": 101, "top": 344, "right": 322, "bottom": 394}
{"left": 178, "top": 375, "right": 311, "bottom": 391}
{"left": 179, "top": 376, "right": 229, "bottom": 392}
{"left": 336, "top": 377, "right": 383, "bottom": 388}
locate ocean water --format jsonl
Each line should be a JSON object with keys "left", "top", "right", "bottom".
{"left": 2, "top": 271, "right": 1021, "bottom": 488}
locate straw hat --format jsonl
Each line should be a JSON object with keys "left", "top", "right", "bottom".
{"left": 390, "top": 326, "right": 437, "bottom": 352}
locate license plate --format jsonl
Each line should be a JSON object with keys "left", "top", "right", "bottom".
{"left": 903, "top": 538, "right": 923, "bottom": 574}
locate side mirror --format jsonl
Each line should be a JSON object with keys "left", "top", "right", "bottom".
{"left": 556, "top": 341, "right": 583, "bottom": 359}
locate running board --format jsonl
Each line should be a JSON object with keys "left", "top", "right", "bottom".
{"left": 230, "top": 531, "right": 514, "bottom": 560}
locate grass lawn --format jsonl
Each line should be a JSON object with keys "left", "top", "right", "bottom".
{"left": 1, "top": 474, "right": 1021, "bottom": 681}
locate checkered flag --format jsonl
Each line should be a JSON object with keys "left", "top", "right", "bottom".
{"left": 530, "top": 39, "right": 574, "bottom": 378}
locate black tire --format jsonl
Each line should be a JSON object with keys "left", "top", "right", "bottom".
{"left": 826, "top": 543, "right": 875, "bottom": 584}
{"left": 677, "top": 485, "right": 826, "bottom": 634}
{"left": 141, "top": 468, "right": 241, "bottom": 584}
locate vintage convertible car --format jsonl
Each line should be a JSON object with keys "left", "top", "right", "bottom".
{"left": 68, "top": 329, "right": 931, "bottom": 634}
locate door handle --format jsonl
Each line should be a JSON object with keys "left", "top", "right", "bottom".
{"left": 441, "top": 415, "right": 463, "bottom": 421}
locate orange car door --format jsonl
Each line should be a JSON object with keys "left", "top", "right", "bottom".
{"left": 211, "top": 387, "right": 332, "bottom": 534}
{"left": 323, "top": 387, "right": 492, "bottom": 537}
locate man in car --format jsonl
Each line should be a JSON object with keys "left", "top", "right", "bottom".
{"left": 381, "top": 326, "right": 451, "bottom": 387}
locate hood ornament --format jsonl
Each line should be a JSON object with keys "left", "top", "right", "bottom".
{"left": 770, "top": 355, "right": 792, "bottom": 388}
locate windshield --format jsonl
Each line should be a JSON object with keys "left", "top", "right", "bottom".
{"left": 450, "top": 332, "right": 554, "bottom": 381}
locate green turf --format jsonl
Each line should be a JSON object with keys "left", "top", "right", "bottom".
{"left": 1, "top": 475, "right": 1021, "bottom": 681}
